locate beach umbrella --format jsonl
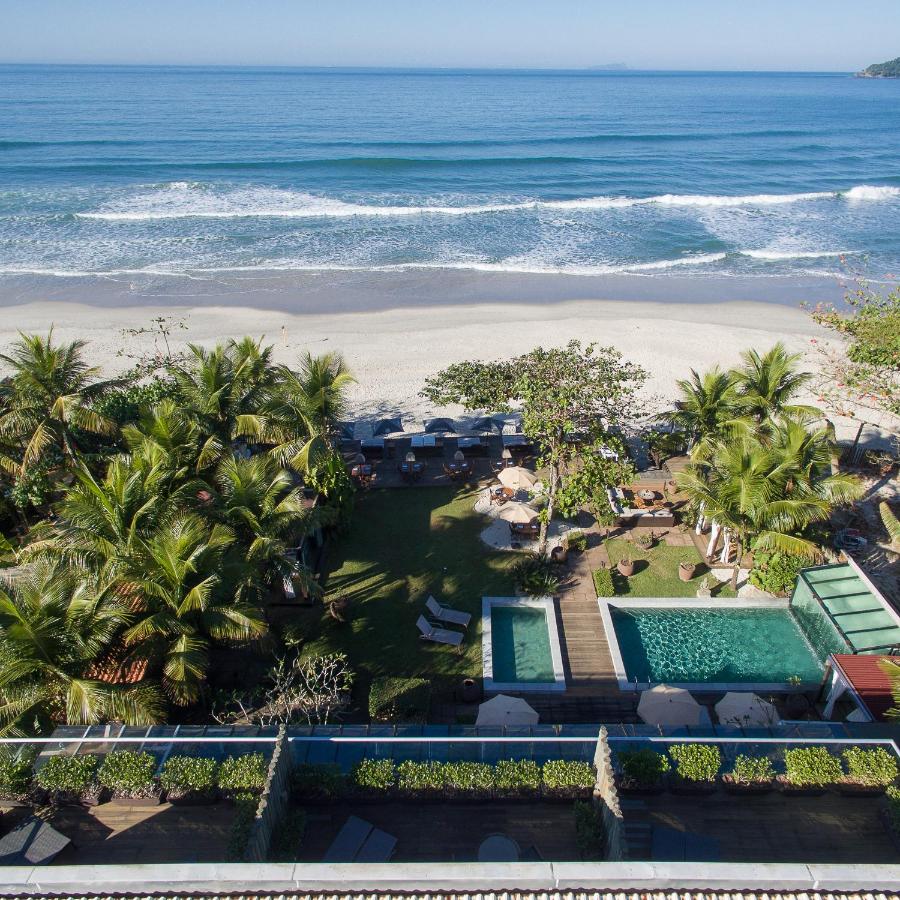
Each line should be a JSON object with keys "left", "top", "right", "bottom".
{"left": 638, "top": 685, "right": 705, "bottom": 728}
{"left": 372, "top": 417, "right": 403, "bottom": 436}
{"left": 453, "top": 450, "right": 465, "bottom": 462}
{"left": 497, "top": 502, "right": 538, "bottom": 524}
{"left": 405, "top": 451, "right": 416, "bottom": 463}
{"left": 501, "top": 447, "right": 513, "bottom": 460}
{"left": 476, "top": 694, "right": 539, "bottom": 727}
{"left": 470, "top": 414, "right": 506, "bottom": 434}
{"left": 424, "top": 417, "right": 457, "bottom": 434}
{"left": 715, "top": 692, "right": 779, "bottom": 728}
{"left": 498, "top": 466, "right": 538, "bottom": 491}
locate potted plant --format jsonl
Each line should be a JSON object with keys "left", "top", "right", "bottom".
{"left": 541, "top": 760, "right": 596, "bottom": 801}
{"left": 617, "top": 556, "right": 635, "bottom": 577}
{"left": 678, "top": 560, "right": 696, "bottom": 582}
{"left": 616, "top": 749, "right": 670, "bottom": 794}
{"left": 635, "top": 531, "right": 654, "bottom": 551}
{"left": 780, "top": 746, "right": 842, "bottom": 795}
{"left": 97, "top": 750, "right": 161, "bottom": 806}
{"left": 722, "top": 754, "right": 776, "bottom": 794}
{"left": 0, "top": 751, "right": 34, "bottom": 809}
{"left": 34, "top": 754, "right": 103, "bottom": 807}
{"left": 493, "top": 759, "right": 541, "bottom": 801}
{"left": 838, "top": 747, "right": 899, "bottom": 796}
{"left": 160, "top": 755, "right": 219, "bottom": 805}
{"left": 668, "top": 743, "right": 721, "bottom": 794}
{"left": 217, "top": 752, "right": 268, "bottom": 802}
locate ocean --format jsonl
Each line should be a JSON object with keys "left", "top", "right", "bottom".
{"left": 1, "top": 65, "right": 899, "bottom": 305}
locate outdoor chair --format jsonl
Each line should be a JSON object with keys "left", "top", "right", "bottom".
{"left": 416, "top": 614, "right": 464, "bottom": 651}
{"left": 0, "top": 816, "right": 71, "bottom": 866}
{"left": 426, "top": 595, "right": 471, "bottom": 629}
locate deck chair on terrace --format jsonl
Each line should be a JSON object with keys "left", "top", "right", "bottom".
{"left": 426, "top": 595, "right": 472, "bottom": 629}
{"left": 416, "top": 615, "right": 464, "bottom": 652}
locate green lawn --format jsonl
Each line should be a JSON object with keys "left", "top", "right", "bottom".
{"left": 600, "top": 537, "right": 736, "bottom": 598}
{"left": 302, "top": 487, "right": 516, "bottom": 685}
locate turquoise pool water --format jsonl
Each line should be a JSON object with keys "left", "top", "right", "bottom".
{"left": 491, "top": 606, "right": 555, "bottom": 683}
{"left": 611, "top": 607, "right": 825, "bottom": 684}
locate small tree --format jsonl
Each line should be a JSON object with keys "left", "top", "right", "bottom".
{"left": 422, "top": 341, "right": 646, "bottom": 554}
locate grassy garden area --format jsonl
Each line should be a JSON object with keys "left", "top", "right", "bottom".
{"left": 597, "top": 537, "right": 736, "bottom": 598}
{"left": 302, "top": 487, "right": 516, "bottom": 687}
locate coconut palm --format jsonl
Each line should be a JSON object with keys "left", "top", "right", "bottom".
{"left": 0, "top": 562, "right": 163, "bottom": 734}
{"left": 121, "top": 400, "right": 205, "bottom": 487}
{"left": 732, "top": 342, "right": 820, "bottom": 425}
{"left": 118, "top": 514, "right": 267, "bottom": 705}
{"left": 0, "top": 331, "right": 120, "bottom": 478}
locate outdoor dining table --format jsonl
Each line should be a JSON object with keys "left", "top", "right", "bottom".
{"left": 399, "top": 461, "right": 425, "bottom": 480}
{"left": 445, "top": 462, "right": 472, "bottom": 478}
{"left": 477, "top": 833, "right": 520, "bottom": 862}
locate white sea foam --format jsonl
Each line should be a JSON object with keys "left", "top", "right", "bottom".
{"left": 739, "top": 248, "right": 850, "bottom": 260}
{"left": 74, "top": 182, "right": 900, "bottom": 222}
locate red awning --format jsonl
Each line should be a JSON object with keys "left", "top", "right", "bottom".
{"left": 832, "top": 654, "right": 896, "bottom": 721}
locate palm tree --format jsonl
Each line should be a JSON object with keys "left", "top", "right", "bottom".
{"left": 118, "top": 514, "right": 267, "bottom": 705}
{"left": 732, "top": 342, "right": 820, "bottom": 425}
{"left": 0, "top": 331, "right": 120, "bottom": 478}
{"left": 0, "top": 562, "right": 163, "bottom": 734}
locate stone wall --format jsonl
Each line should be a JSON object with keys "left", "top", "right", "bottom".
{"left": 593, "top": 726, "right": 626, "bottom": 861}
{"left": 244, "top": 725, "right": 292, "bottom": 862}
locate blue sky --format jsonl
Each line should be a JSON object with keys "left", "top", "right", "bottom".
{"left": 2, "top": 1, "right": 897, "bottom": 70}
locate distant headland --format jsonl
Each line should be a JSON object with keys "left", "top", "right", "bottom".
{"left": 857, "top": 57, "right": 900, "bottom": 78}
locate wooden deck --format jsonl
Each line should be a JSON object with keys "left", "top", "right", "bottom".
{"left": 296, "top": 801, "right": 582, "bottom": 863}
{"left": 624, "top": 791, "right": 898, "bottom": 864}
{"left": 11, "top": 799, "right": 236, "bottom": 865}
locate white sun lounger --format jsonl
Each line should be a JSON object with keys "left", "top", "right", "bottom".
{"left": 416, "top": 615, "right": 464, "bottom": 651}
{"left": 426, "top": 595, "right": 471, "bottom": 630}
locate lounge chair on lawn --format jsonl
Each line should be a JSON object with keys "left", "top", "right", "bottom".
{"left": 426, "top": 595, "right": 471, "bottom": 630}
{"left": 416, "top": 615, "right": 464, "bottom": 651}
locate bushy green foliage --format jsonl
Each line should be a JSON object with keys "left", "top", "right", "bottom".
{"left": 511, "top": 553, "right": 560, "bottom": 595}
{"left": 217, "top": 753, "right": 267, "bottom": 793}
{"left": 442, "top": 761, "right": 495, "bottom": 796}
{"left": 574, "top": 800, "right": 605, "bottom": 860}
{"left": 749, "top": 550, "right": 812, "bottom": 595}
{"left": 886, "top": 785, "right": 900, "bottom": 832}
{"left": 352, "top": 758, "right": 396, "bottom": 793}
{"left": 0, "top": 751, "right": 34, "bottom": 799}
{"left": 617, "top": 749, "right": 670, "bottom": 787}
{"left": 862, "top": 56, "right": 900, "bottom": 77}
{"left": 668, "top": 743, "right": 721, "bottom": 783}
{"left": 494, "top": 759, "right": 541, "bottom": 796}
{"left": 97, "top": 750, "right": 157, "bottom": 796}
{"left": 95, "top": 378, "right": 176, "bottom": 426}
{"left": 397, "top": 760, "right": 447, "bottom": 794}
{"left": 368, "top": 676, "right": 431, "bottom": 722}
{"left": 728, "top": 754, "right": 776, "bottom": 784}
{"left": 592, "top": 567, "right": 615, "bottom": 597}
{"left": 565, "top": 530, "right": 588, "bottom": 552}
{"left": 226, "top": 792, "right": 258, "bottom": 861}
{"left": 290, "top": 763, "right": 346, "bottom": 801}
{"left": 842, "top": 747, "right": 899, "bottom": 787}
{"left": 268, "top": 808, "right": 307, "bottom": 861}
{"left": 35, "top": 754, "right": 98, "bottom": 794}
{"left": 541, "top": 760, "right": 596, "bottom": 797}
{"left": 783, "top": 746, "right": 843, "bottom": 786}
{"left": 159, "top": 755, "right": 218, "bottom": 793}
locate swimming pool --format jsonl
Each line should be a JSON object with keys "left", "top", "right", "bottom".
{"left": 482, "top": 597, "right": 566, "bottom": 692}
{"left": 602, "top": 600, "right": 826, "bottom": 690}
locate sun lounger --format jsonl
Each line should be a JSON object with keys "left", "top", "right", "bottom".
{"left": 0, "top": 816, "right": 71, "bottom": 865}
{"left": 416, "top": 615, "right": 464, "bottom": 650}
{"left": 426, "top": 595, "right": 471, "bottom": 629}
{"left": 323, "top": 814, "right": 397, "bottom": 863}
{"left": 354, "top": 826, "right": 397, "bottom": 862}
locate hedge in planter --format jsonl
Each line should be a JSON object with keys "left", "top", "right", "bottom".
{"left": 218, "top": 753, "right": 268, "bottom": 796}
{"left": 0, "top": 752, "right": 34, "bottom": 803}
{"left": 352, "top": 758, "right": 396, "bottom": 795}
{"left": 592, "top": 568, "right": 615, "bottom": 598}
{"left": 841, "top": 747, "right": 899, "bottom": 788}
{"left": 668, "top": 744, "right": 721, "bottom": 785}
{"left": 226, "top": 792, "right": 258, "bottom": 861}
{"left": 574, "top": 799, "right": 605, "bottom": 860}
{"left": 35, "top": 754, "right": 100, "bottom": 803}
{"left": 725, "top": 754, "right": 776, "bottom": 787}
{"left": 97, "top": 750, "right": 159, "bottom": 800}
{"left": 160, "top": 755, "right": 218, "bottom": 802}
{"left": 616, "top": 749, "right": 670, "bottom": 790}
{"left": 291, "top": 763, "right": 347, "bottom": 802}
{"left": 542, "top": 760, "right": 596, "bottom": 799}
{"left": 494, "top": 759, "right": 541, "bottom": 798}
{"left": 397, "top": 760, "right": 447, "bottom": 797}
{"left": 783, "top": 746, "right": 843, "bottom": 787}
{"left": 443, "top": 761, "right": 495, "bottom": 798}
{"left": 886, "top": 785, "right": 900, "bottom": 835}
{"left": 369, "top": 677, "right": 432, "bottom": 722}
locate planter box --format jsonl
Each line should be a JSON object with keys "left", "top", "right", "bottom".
{"left": 721, "top": 776, "right": 775, "bottom": 796}
{"left": 669, "top": 777, "right": 718, "bottom": 796}
{"left": 616, "top": 780, "right": 665, "bottom": 796}
{"left": 835, "top": 780, "right": 887, "bottom": 797}
{"left": 165, "top": 789, "right": 219, "bottom": 807}
{"left": 777, "top": 776, "right": 827, "bottom": 796}
{"left": 113, "top": 793, "right": 162, "bottom": 807}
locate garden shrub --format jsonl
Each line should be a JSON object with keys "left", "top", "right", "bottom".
{"left": 0, "top": 751, "right": 34, "bottom": 800}
{"left": 783, "top": 746, "right": 843, "bottom": 787}
{"left": 97, "top": 750, "right": 158, "bottom": 798}
{"left": 218, "top": 753, "right": 268, "bottom": 794}
{"left": 352, "top": 758, "right": 396, "bottom": 793}
{"left": 566, "top": 530, "right": 588, "bottom": 552}
{"left": 159, "top": 755, "right": 218, "bottom": 796}
{"left": 443, "top": 761, "right": 495, "bottom": 797}
{"left": 886, "top": 785, "right": 900, "bottom": 833}
{"left": 616, "top": 749, "right": 670, "bottom": 787}
{"left": 574, "top": 800, "right": 605, "bottom": 860}
{"left": 593, "top": 568, "right": 615, "bottom": 598}
{"left": 368, "top": 676, "right": 432, "bottom": 722}
{"left": 397, "top": 760, "right": 447, "bottom": 795}
{"left": 511, "top": 554, "right": 560, "bottom": 595}
{"left": 494, "top": 759, "right": 541, "bottom": 797}
{"left": 541, "top": 760, "right": 595, "bottom": 798}
{"left": 842, "top": 747, "right": 899, "bottom": 787}
{"left": 668, "top": 744, "right": 721, "bottom": 783}
{"left": 291, "top": 763, "right": 346, "bottom": 801}
{"left": 749, "top": 551, "right": 812, "bottom": 595}
{"left": 226, "top": 792, "right": 258, "bottom": 861}
{"left": 35, "top": 754, "right": 99, "bottom": 797}
{"left": 728, "top": 754, "right": 776, "bottom": 784}
{"left": 268, "top": 808, "right": 307, "bottom": 861}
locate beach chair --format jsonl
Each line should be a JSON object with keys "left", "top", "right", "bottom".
{"left": 0, "top": 816, "right": 71, "bottom": 866}
{"left": 416, "top": 615, "right": 464, "bottom": 651}
{"left": 426, "top": 595, "right": 471, "bottom": 630}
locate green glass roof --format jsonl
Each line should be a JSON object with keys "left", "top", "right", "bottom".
{"left": 800, "top": 564, "right": 900, "bottom": 653}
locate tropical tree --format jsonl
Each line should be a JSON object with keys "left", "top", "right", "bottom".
{"left": 653, "top": 367, "right": 739, "bottom": 453}
{"left": 732, "top": 342, "right": 819, "bottom": 425}
{"left": 0, "top": 562, "right": 163, "bottom": 734}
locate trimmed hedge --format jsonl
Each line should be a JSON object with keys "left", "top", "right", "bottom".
{"left": 397, "top": 760, "right": 446, "bottom": 796}
{"left": 542, "top": 760, "right": 596, "bottom": 798}
{"left": 842, "top": 747, "right": 899, "bottom": 787}
{"left": 97, "top": 751, "right": 157, "bottom": 798}
{"left": 35, "top": 755, "right": 98, "bottom": 795}
{"left": 443, "top": 761, "right": 495, "bottom": 797}
{"left": 226, "top": 792, "right": 258, "bottom": 861}
{"left": 291, "top": 763, "right": 346, "bottom": 801}
{"left": 368, "top": 677, "right": 432, "bottom": 722}
{"left": 783, "top": 747, "right": 843, "bottom": 787}
{"left": 617, "top": 749, "right": 670, "bottom": 787}
{"left": 0, "top": 752, "right": 34, "bottom": 800}
{"left": 218, "top": 753, "right": 268, "bottom": 794}
{"left": 728, "top": 754, "right": 776, "bottom": 785}
{"left": 668, "top": 744, "right": 721, "bottom": 784}
{"left": 494, "top": 759, "right": 542, "bottom": 797}
{"left": 574, "top": 799, "right": 605, "bottom": 860}
{"left": 160, "top": 756, "right": 218, "bottom": 795}
{"left": 592, "top": 568, "right": 615, "bottom": 598}
{"left": 352, "top": 758, "right": 396, "bottom": 793}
